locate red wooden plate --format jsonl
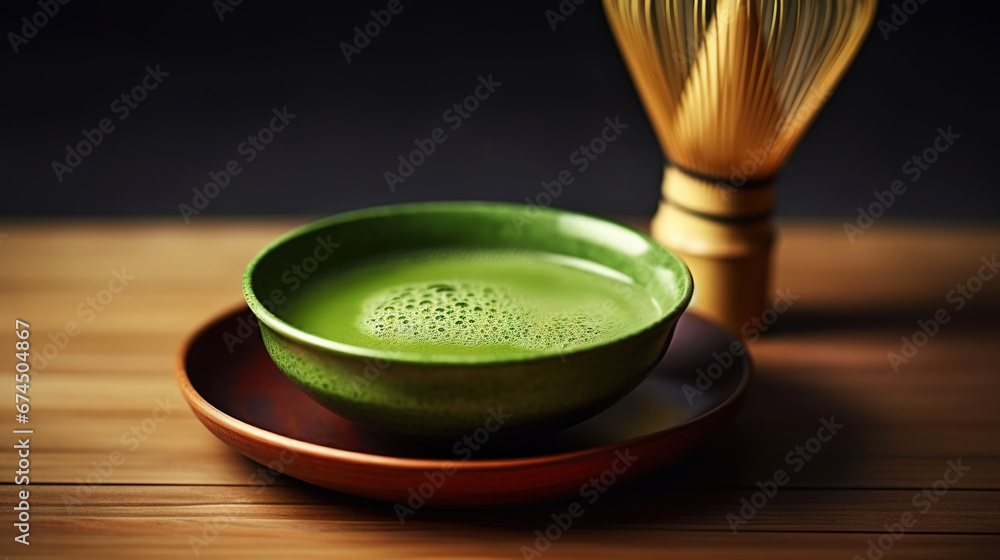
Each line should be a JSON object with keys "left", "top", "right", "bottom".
{"left": 176, "top": 305, "right": 751, "bottom": 507}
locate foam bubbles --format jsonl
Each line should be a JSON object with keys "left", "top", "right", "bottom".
{"left": 360, "top": 281, "right": 628, "bottom": 352}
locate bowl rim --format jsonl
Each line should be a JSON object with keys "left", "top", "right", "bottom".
{"left": 243, "top": 201, "right": 693, "bottom": 365}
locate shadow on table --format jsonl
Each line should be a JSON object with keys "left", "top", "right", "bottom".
{"left": 766, "top": 302, "right": 1000, "bottom": 336}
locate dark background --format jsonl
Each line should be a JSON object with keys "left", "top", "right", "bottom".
{"left": 2, "top": 0, "right": 997, "bottom": 220}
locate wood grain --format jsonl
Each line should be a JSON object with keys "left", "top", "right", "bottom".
{"left": 1, "top": 219, "right": 998, "bottom": 558}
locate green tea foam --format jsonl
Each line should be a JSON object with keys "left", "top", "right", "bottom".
{"left": 282, "top": 249, "right": 661, "bottom": 356}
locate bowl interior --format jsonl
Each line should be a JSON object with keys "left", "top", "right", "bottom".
{"left": 244, "top": 201, "right": 692, "bottom": 362}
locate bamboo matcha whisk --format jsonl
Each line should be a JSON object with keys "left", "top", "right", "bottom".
{"left": 603, "top": 0, "right": 875, "bottom": 333}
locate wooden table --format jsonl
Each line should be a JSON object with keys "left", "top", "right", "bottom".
{"left": 2, "top": 219, "right": 998, "bottom": 559}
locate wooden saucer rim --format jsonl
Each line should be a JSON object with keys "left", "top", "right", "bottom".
{"left": 175, "top": 303, "right": 752, "bottom": 472}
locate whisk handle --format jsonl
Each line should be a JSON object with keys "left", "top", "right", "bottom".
{"left": 651, "top": 165, "right": 775, "bottom": 337}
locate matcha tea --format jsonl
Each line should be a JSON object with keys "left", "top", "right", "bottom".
{"left": 282, "top": 249, "right": 661, "bottom": 356}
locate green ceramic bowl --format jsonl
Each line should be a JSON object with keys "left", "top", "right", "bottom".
{"left": 243, "top": 201, "right": 692, "bottom": 438}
